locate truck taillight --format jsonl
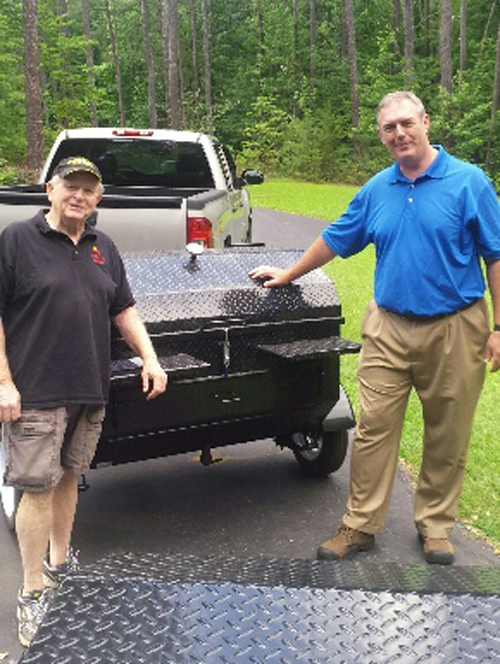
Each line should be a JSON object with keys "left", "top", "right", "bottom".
{"left": 187, "top": 217, "right": 214, "bottom": 248}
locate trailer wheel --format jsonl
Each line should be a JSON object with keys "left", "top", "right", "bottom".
{"left": 0, "top": 440, "right": 21, "bottom": 531}
{"left": 288, "top": 429, "right": 349, "bottom": 477}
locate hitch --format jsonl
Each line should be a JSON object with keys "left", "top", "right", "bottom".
{"left": 199, "top": 446, "right": 223, "bottom": 466}
{"left": 78, "top": 474, "right": 90, "bottom": 492}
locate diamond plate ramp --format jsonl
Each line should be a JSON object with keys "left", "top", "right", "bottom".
{"left": 20, "top": 554, "right": 500, "bottom": 664}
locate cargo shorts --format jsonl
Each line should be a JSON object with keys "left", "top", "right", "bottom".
{"left": 2, "top": 405, "right": 106, "bottom": 492}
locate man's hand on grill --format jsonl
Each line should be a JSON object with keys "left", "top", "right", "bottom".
{"left": 249, "top": 266, "right": 291, "bottom": 288}
{"left": 141, "top": 357, "right": 168, "bottom": 399}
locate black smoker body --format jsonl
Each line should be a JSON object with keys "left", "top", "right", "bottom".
{"left": 99, "top": 249, "right": 360, "bottom": 476}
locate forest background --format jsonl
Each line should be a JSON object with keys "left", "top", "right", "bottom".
{"left": 0, "top": 0, "right": 498, "bottom": 187}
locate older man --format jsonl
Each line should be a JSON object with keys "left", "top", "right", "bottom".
{"left": 250, "top": 91, "right": 500, "bottom": 566}
{"left": 0, "top": 157, "right": 167, "bottom": 646}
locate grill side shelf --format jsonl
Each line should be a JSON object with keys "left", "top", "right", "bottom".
{"left": 110, "top": 353, "right": 210, "bottom": 384}
{"left": 255, "top": 337, "right": 362, "bottom": 361}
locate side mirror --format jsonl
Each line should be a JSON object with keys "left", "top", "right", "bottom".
{"left": 241, "top": 169, "right": 264, "bottom": 185}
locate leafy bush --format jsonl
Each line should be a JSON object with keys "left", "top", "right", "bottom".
{"left": 0, "top": 159, "right": 25, "bottom": 185}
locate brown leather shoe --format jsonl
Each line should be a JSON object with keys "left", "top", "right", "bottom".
{"left": 420, "top": 536, "right": 455, "bottom": 565}
{"left": 317, "top": 524, "right": 375, "bottom": 560}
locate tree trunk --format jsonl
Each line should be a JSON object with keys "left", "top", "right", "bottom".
{"left": 403, "top": 0, "right": 414, "bottom": 83}
{"left": 104, "top": 0, "right": 125, "bottom": 125}
{"left": 257, "top": 0, "right": 264, "bottom": 44}
{"left": 292, "top": 0, "right": 299, "bottom": 116}
{"left": 161, "top": 0, "right": 171, "bottom": 125}
{"left": 486, "top": 24, "right": 500, "bottom": 170}
{"left": 423, "top": 0, "right": 430, "bottom": 57}
{"left": 57, "top": 0, "right": 69, "bottom": 36}
{"left": 492, "top": 24, "right": 500, "bottom": 121}
{"left": 310, "top": 0, "right": 316, "bottom": 84}
{"left": 81, "top": 0, "right": 98, "bottom": 126}
{"left": 459, "top": 0, "right": 467, "bottom": 75}
{"left": 141, "top": 0, "right": 157, "bottom": 128}
{"left": 189, "top": 0, "right": 200, "bottom": 98}
{"left": 392, "top": 0, "right": 402, "bottom": 56}
{"left": 342, "top": 0, "right": 359, "bottom": 128}
{"left": 54, "top": 0, "right": 73, "bottom": 109}
{"left": 22, "top": 0, "right": 45, "bottom": 173}
{"left": 201, "top": 0, "right": 213, "bottom": 130}
{"left": 178, "top": 31, "right": 186, "bottom": 128}
{"left": 167, "top": 0, "right": 180, "bottom": 129}
{"left": 440, "top": 0, "right": 453, "bottom": 93}
{"left": 480, "top": 0, "right": 497, "bottom": 57}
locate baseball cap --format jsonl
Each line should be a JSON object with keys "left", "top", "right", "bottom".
{"left": 52, "top": 156, "right": 102, "bottom": 182}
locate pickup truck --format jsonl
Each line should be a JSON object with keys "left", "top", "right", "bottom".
{"left": 0, "top": 128, "right": 263, "bottom": 251}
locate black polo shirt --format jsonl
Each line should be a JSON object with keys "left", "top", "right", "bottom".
{"left": 0, "top": 210, "right": 135, "bottom": 407}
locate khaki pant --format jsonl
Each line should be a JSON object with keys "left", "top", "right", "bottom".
{"left": 343, "top": 299, "right": 489, "bottom": 539}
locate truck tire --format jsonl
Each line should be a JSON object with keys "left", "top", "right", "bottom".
{"left": 285, "top": 429, "right": 349, "bottom": 477}
{"left": 0, "top": 440, "right": 21, "bottom": 531}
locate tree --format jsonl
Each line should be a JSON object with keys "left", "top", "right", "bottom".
{"left": 201, "top": 0, "right": 212, "bottom": 129}
{"left": 292, "top": 0, "right": 300, "bottom": 116}
{"left": 0, "top": 0, "right": 498, "bottom": 185}
{"left": 342, "top": 0, "right": 359, "bottom": 128}
{"left": 189, "top": 0, "right": 200, "bottom": 101}
{"left": 309, "top": 0, "right": 316, "bottom": 84}
{"left": 165, "top": 0, "right": 180, "bottom": 128}
{"left": 81, "top": 0, "right": 98, "bottom": 126}
{"left": 423, "top": 0, "right": 430, "bottom": 57}
{"left": 459, "top": 0, "right": 467, "bottom": 77}
{"left": 0, "top": 0, "right": 26, "bottom": 165}
{"left": 160, "top": 0, "right": 170, "bottom": 125}
{"left": 104, "top": 0, "right": 125, "bottom": 125}
{"left": 403, "top": 0, "right": 414, "bottom": 83}
{"left": 141, "top": 0, "right": 157, "bottom": 127}
{"left": 440, "top": 0, "right": 453, "bottom": 93}
{"left": 22, "top": 0, "right": 44, "bottom": 172}
{"left": 486, "top": 23, "right": 500, "bottom": 172}
{"left": 392, "top": 0, "right": 402, "bottom": 56}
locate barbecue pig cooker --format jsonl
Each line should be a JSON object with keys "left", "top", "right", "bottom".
{"left": 103, "top": 248, "right": 361, "bottom": 477}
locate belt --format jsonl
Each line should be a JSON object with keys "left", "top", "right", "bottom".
{"left": 383, "top": 299, "right": 480, "bottom": 323}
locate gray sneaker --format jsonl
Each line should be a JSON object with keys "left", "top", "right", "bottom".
{"left": 17, "top": 587, "right": 55, "bottom": 647}
{"left": 42, "top": 547, "right": 79, "bottom": 588}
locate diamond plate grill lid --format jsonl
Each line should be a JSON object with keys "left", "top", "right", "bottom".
{"left": 123, "top": 248, "right": 341, "bottom": 333}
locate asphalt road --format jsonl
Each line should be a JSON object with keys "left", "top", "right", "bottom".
{"left": 1, "top": 207, "right": 498, "bottom": 662}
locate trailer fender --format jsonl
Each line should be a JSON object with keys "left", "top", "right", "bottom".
{"left": 323, "top": 385, "right": 355, "bottom": 432}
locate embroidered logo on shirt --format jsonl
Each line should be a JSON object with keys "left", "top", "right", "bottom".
{"left": 91, "top": 246, "right": 105, "bottom": 265}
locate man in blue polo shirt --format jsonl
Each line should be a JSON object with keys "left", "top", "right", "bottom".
{"left": 0, "top": 157, "right": 167, "bottom": 646}
{"left": 250, "top": 91, "right": 500, "bottom": 565}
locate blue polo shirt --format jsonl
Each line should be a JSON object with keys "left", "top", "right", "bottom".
{"left": 321, "top": 146, "right": 500, "bottom": 315}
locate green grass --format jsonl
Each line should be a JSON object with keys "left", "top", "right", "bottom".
{"left": 249, "top": 178, "right": 359, "bottom": 221}
{"left": 249, "top": 179, "right": 500, "bottom": 552}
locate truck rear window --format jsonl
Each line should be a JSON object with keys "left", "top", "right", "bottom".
{"left": 47, "top": 138, "right": 215, "bottom": 188}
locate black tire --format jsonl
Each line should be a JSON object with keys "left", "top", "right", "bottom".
{"left": 0, "top": 440, "right": 21, "bottom": 531}
{"left": 287, "top": 429, "right": 349, "bottom": 477}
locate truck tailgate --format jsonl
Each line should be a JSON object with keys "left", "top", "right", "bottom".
{"left": 0, "top": 186, "right": 188, "bottom": 252}
{"left": 92, "top": 200, "right": 187, "bottom": 251}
